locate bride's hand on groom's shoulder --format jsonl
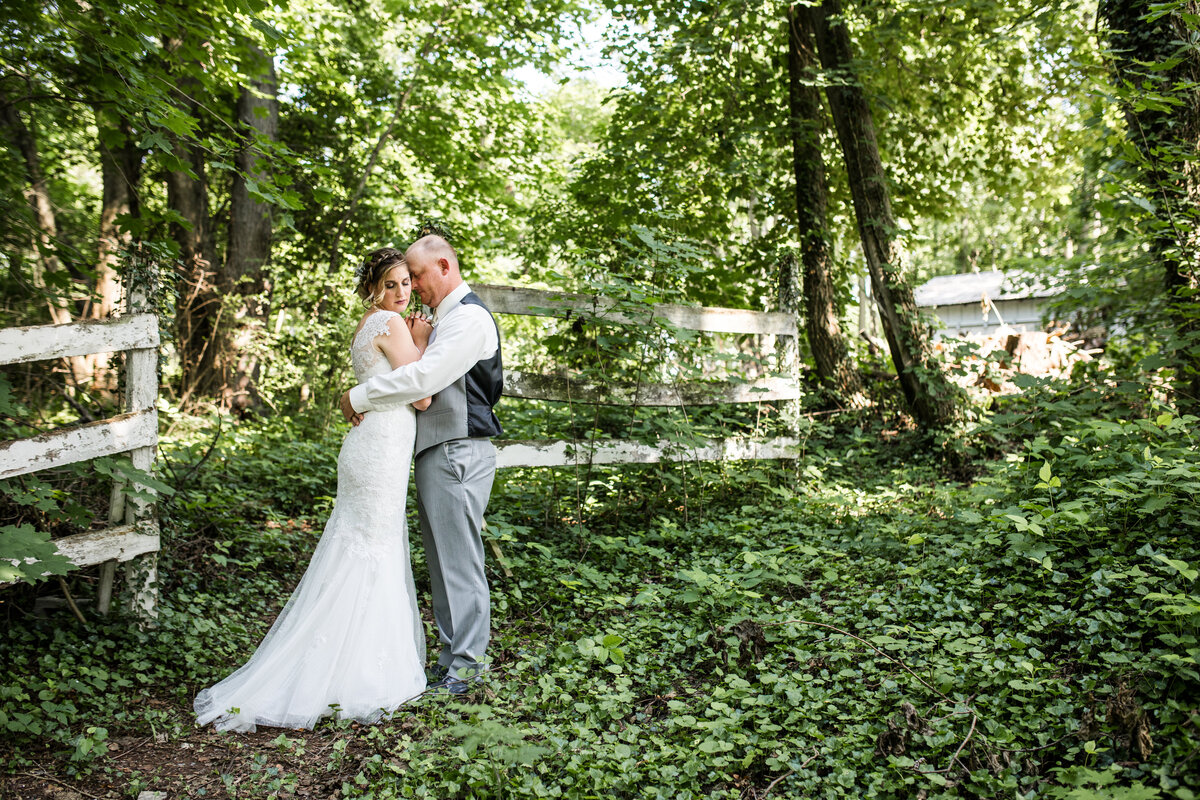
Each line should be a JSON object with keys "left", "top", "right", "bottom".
{"left": 339, "top": 391, "right": 364, "bottom": 426}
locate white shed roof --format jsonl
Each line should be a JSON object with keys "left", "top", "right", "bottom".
{"left": 914, "top": 270, "right": 1060, "bottom": 308}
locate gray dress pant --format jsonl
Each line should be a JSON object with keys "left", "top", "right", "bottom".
{"left": 414, "top": 438, "right": 496, "bottom": 675}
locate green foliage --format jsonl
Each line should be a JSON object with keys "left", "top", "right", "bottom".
{"left": 545, "top": 0, "right": 1108, "bottom": 318}
{"left": 1090, "top": 0, "right": 1200, "bottom": 413}
{"left": 0, "top": 522, "right": 74, "bottom": 584}
{"left": 495, "top": 219, "right": 796, "bottom": 469}
{"left": 4, "top": 5, "right": 1200, "bottom": 794}
{"left": 0, "top": 469, "right": 92, "bottom": 585}
{"left": 541, "top": 2, "right": 795, "bottom": 309}
{"left": 3, "top": 383, "right": 1198, "bottom": 797}
{"left": 0, "top": 454, "right": 173, "bottom": 585}
{"left": 0, "top": 0, "right": 282, "bottom": 324}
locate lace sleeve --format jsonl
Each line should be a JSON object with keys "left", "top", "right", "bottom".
{"left": 360, "top": 310, "right": 400, "bottom": 342}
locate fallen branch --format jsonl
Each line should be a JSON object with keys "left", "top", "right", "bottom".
{"left": 56, "top": 576, "right": 87, "bottom": 624}
{"left": 913, "top": 710, "right": 979, "bottom": 776}
{"left": 109, "top": 734, "right": 155, "bottom": 761}
{"left": 761, "top": 749, "right": 820, "bottom": 798}
{"left": 20, "top": 770, "right": 102, "bottom": 800}
{"left": 947, "top": 711, "right": 978, "bottom": 773}
{"left": 762, "top": 769, "right": 793, "bottom": 797}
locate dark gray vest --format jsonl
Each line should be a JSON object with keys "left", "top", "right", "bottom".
{"left": 414, "top": 292, "right": 503, "bottom": 454}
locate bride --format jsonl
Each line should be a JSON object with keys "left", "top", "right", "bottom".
{"left": 195, "top": 248, "right": 433, "bottom": 732}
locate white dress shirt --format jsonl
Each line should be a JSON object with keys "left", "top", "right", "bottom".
{"left": 349, "top": 282, "right": 499, "bottom": 413}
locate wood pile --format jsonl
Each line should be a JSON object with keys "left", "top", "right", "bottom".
{"left": 935, "top": 324, "right": 1101, "bottom": 395}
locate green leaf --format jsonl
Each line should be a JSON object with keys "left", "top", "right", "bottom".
{"left": 1129, "top": 195, "right": 1157, "bottom": 213}
{"left": 0, "top": 524, "right": 76, "bottom": 584}
{"left": 1153, "top": 554, "right": 1198, "bottom": 581}
{"left": 249, "top": 16, "right": 285, "bottom": 41}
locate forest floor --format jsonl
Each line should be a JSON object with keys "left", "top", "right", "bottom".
{"left": 2, "top": 402, "right": 1199, "bottom": 799}
{"left": 3, "top": 699, "right": 420, "bottom": 799}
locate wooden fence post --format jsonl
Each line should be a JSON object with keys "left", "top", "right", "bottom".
{"left": 120, "top": 280, "right": 159, "bottom": 619}
{"left": 776, "top": 253, "right": 803, "bottom": 436}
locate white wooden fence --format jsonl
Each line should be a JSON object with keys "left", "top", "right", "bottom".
{"left": 0, "top": 303, "right": 160, "bottom": 616}
{"left": 472, "top": 283, "right": 804, "bottom": 469}
{"left": 0, "top": 278, "right": 798, "bottom": 613}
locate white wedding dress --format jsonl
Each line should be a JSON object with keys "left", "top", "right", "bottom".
{"left": 195, "top": 310, "right": 427, "bottom": 732}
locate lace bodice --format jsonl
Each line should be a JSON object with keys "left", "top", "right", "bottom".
{"left": 351, "top": 310, "right": 401, "bottom": 381}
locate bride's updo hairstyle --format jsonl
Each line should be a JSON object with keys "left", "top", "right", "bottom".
{"left": 355, "top": 248, "right": 407, "bottom": 308}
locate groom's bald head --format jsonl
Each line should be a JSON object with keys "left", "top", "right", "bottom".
{"left": 405, "top": 234, "right": 462, "bottom": 308}
{"left": 406, "top": 234, "right": 459, "bottom": 270}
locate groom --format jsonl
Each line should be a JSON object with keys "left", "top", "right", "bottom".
{"left": 339, "top": 233, "right": 502, "bottom": 695}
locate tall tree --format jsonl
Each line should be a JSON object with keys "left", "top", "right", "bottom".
{"left": 0, "top": 81, "right": 91, "bottom": 391}
{"left": 1100, "top": 0, "right": 1200, "bottom": 413}
{"left": 85, "top": 0, "right": 145, "bottom": 332}
{"left": 224, "top": 42, "right": 279, "bottom": 412}
{"left": 92, "top": 113, "right": 142, "bottom": 324}
{"left": 162, "top": 31, "right": 220, "bottom": 405}
{"left": 811, "top": 0, "right": 958, "bottom": 428}
{"left": 787, "top": 3, "right": 866, "bottom": 406}
{"left": 0, "top": 92, "right": 72, "bottom": 328}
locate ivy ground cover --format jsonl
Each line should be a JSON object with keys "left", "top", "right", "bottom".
{"left": 1, "top": 407, "right": 1198, "bottom": 798}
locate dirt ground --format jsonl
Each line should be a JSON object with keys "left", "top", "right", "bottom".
{"left": 0, "top": 704, "right": 428, "bottom": 800}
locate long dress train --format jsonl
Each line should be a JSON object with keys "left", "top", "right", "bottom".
{"left": 194, "top": 310, "right": 426, "bottom": 732}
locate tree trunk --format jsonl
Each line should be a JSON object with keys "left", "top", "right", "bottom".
{"left": 87, "top": 111, "right": 143, "bottom": 396}
{"left": 1071, "top": 156, "right": 1097, "bottom": 259}
{"left": 787, "top": 4, "right": 867, "bottom": 407}
{"left": 163, "top": 47, "right": 221, "bottom": 405}
{"left": 0, "top": 92, "right": 92, "bottom": 392}
{"left": 168, "top": 145, "right": 220, "bottom": 405}
{"left": 224, "top": 43, "right": 279, "bottom": 412}
{"left": 811, "top": 0, "right": 958, "bottom": 429}
{"left": 0, "top": 98, "right": 73, "bottom": 328}
{"left": 92, "top": 115, "right": 142, "bottom": 322}
{"left": 1100, "top": 0, "right": 1200, "bottom": 413}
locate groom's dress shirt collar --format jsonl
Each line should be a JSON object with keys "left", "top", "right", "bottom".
{"left": 432, "top": 282, "right": 472, "bottom": 324}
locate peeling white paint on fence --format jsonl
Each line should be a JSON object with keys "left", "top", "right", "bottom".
{"left": 474, "top": 284, "right": 798, "bottom": 337}
{"left": 483, "top": 280, "right": 803, "bottom": 470}
{"left": 496, "top": 436, "right": 802, "bottom": 469}
{"left": 0, "top": 409, "right": 157, "bottom": 480}
{"left": 0, "top": 314, "right": 158, "bottom": 365}
{"left": 52, "top": 520, "right": 160, "bottom": 567}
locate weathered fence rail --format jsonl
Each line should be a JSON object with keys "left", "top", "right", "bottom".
{"left": 478, "top": 284, "right": 797, "bottom": 335}
{"left": 472, "top": 283, "right": 803, "bottom": 470}
{"left": 0, "top": 306, "right": 160, "bottom": 616}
